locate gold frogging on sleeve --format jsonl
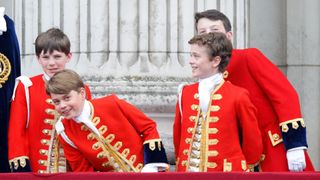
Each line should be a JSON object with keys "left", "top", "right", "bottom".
{"left": 143, "top": 139, "right": 162, "bottom": 151}
{"left": 9, "top": 156, "right": 29, "bottom": 170}
{"left": 279, "top": 118, "right": 306, "bottom": 133}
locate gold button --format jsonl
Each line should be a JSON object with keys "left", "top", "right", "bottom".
{"left": 46, "top": 98, "right": 53, "bottom": 104}
{"left": 273, "top": 133, "right": 280, "bottom": 141}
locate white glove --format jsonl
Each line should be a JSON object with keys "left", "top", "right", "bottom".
{"left": 141, "top": 163, "right": 169, "bottom": 172}
{"left": 286, "top": 148, "right": 306, "bottom": 172}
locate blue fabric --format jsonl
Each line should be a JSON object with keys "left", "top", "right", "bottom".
{"left": 143, "top": 141, "right": 168, "bottom": 164}
{"left": 281, "top": 122, "right": 308, "bottom": 150}
{"left": 10, "top": 159, "right": 31, "bottom": 173}
{"left": 0, "top": 15, "right": 21, "bottom": 172}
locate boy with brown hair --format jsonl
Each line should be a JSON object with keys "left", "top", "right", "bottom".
{"left": 46, "top": 69, "right": 168, "bottom": 172}
{"left": 173, "top": 32, "right": 263, "bottom": 172}
{"left": 8, "top": 28, "right": 91, "bottom": 173}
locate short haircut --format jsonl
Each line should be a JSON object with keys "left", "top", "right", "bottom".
{"left": 194, "top": 9, "right": 232, "bottom": 32}
{"left": 188, "top": 32, "right": 232, "bottom": 72}
{"left": 46, "top": 69, "right": 84, "bottom": 95}
{"left": 35, "top": 28, "right": 71, "bottom": 56}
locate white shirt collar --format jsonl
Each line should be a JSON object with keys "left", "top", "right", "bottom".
{"left": 198, "top": 73, "right": 223, "bottom": 92}
{"left": 198, "top": 73, "right": 223, "bottom": 114}
{"left": 74, "top": 100, "right": 101, "bottom": 136}
{"left": 74, "top": 100, "right": 91, "bottom": 124}
{"left": 43, "top": 73, "right": 51, "bottom": 81}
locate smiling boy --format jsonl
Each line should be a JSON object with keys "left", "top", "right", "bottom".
{"left": 173, "top": 32, "right": 262, "bottom": 172}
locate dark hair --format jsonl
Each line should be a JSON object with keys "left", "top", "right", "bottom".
{"left": 194, "top": 9, "right": 232, "bottom": 32}
{"left": 46, "top": 69, "right": 84, "bottom": 95}
{"left": 188, "top": 32, "right": 232, "bottom": 72}
{"left": 35, "top": 28, "right": 71, "bottom": 56}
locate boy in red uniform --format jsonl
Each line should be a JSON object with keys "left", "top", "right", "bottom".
{"left": 173, "top": 32, "right": 263, "bottom": 172}
{"left": 46, "top": 69, "right": 169, "bottom": 172}
{"left": 8, "top": 28, "right": 91, "bottom": 173}
{"left": 193, "top": 9, "right": 314, "bottom": 171}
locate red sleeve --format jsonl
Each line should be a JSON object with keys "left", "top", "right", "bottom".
{"left": 246, "top": 48, "right": 302, "bottom": 122}
{"left": 8, "top": 82, "right": 29, "bottom": 159}
{"left": 113, "top": 96, "right": 160, "bottom": 142}
{"left": 58, "top": 136, "right": 94, "bottom": 172}
{"left": 173, "top": 101, "right": 181, "bottom": 158}
{"left": 236, "top": 89, "right": 263, "bottom": 165}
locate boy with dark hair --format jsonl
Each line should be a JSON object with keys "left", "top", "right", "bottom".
{"left": 46, "top": 69, "right": 168, "bottom": 172}
{"left": 8, "top": 28, "right": 91, "bottom": 173}
{"left": 173, "top": 32, "right": 262, "bottom": 172}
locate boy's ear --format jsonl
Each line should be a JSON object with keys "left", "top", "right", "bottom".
{"left": 226, "top": 31, "right": 233, "bottom": 42}
{"left": 80, "top": 87, "right": 86, "bottom": 99}
{"left": 66, "top": 52, "right": 72, "bottom": 62}
{"left": 212, "top": 56, "right": 221, "bottom": 68}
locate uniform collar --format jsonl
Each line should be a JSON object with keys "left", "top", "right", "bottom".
{"left": 198, "top": 73, "right": 223, "bottom": 92}
{"left": 74, "top": 100, "right": 91, "bottom": 124}
{"left": 43, "top": 73, "right": 51, "bottom": 81}
{"left": 198, "top": 73, "right": 223, "bottom": 114}
{"left": 74, "top": 100, "right": 101, "bottom": 136}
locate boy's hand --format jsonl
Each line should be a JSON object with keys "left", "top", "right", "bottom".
{"left": 141, "top": 163, "right": 169, "bottom": 172}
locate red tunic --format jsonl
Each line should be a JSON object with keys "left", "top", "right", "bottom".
{"left": 174, "top": 80, "right": 263, "bottom": 172}
{"left": 8, "top": 74, "right": 91, "bottom": 173}
{"left": 224, "top": 48, "right": 314, "bottom": 171}
{"left": 58, "top": 95, "right": 165, "bottom": 172}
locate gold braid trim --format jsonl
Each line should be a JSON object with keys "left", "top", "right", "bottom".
{"left": 53, "top": 137, "right": 60, "bottom": 172}
{"left": 92, "top": 132, "right": 139, "bottom": 172}
{"left": 9, "top": 156, "right": 29, "bottom": 170}
{"left": 143, "top": 139, "right": 162, "bottom": 151}
{"left": 279, "top": 118, "right": 305, "bottom": 133}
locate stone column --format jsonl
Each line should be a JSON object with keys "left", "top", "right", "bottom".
{"left": 287, "top": 0, "right": 320, "bottom": 170}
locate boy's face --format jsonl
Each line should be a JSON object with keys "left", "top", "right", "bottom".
{"left": 189, "top": 44, "right": 220, "bottom": 79}
{"left": 50, "top": 88, "right": 86, "bottom": 119}
{"left": 37, "top": 50, "right": 72, "bottom": 77}
{"left": 197, "top": 18, "right": 233, "bottom": 41}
